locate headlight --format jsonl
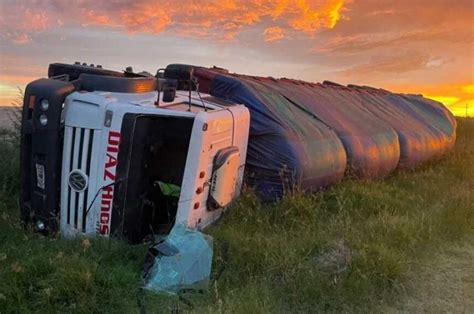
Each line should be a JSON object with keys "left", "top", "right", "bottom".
{"left": 39, "top": 114, "right": 48, "bottom": 126}
{"left": 40, "top": 99, "right": 49, "bottom": 111}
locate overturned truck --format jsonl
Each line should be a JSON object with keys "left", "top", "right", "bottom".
{"left": 20, "top": 63, "right": 456, "bottom": 243}
{"left": 20, "top": 63, "right": 250, "bottom": 243}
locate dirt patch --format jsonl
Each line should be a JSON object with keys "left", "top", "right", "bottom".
{"left": 314, "top": 240, "right": 352, "bottom": 275}
{"left": 384, "top": 237, "right": 474, "bottom": 312}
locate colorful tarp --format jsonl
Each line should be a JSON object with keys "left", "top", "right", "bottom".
{"left": 167, "top": 65, "right": 457, "bottom": 200}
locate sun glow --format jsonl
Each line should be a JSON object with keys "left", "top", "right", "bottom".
{"left": 461, "top": 84, "right": 474, "bottom": 94}
{"left": 426, "top": 96, "right": 460, "bottom": 106}
{"left": 425, "top": 95, "right": 473, "bottom": 117}
{"left": 448, "top": 103, "right": 474, "bottom": 117}
{"left": 0, "top": 84, "right": 21, "bottom": 105}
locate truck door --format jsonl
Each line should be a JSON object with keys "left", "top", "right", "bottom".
{"left": 175, "top": 105, "right": 250, "bottom": 230}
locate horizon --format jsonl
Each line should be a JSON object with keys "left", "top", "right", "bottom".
{"left": 0, "top": 0, "right": 473, "bottom": 116}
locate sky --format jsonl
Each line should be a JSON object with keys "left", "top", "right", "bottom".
{"left": 0, "top": 0, "right": 473, "bottom": 116}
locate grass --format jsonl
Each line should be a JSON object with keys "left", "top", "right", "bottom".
{"left": 382, "top": 235, "right": 474, "bottom": 312}
{"left": 0, "top": 118, "right": 473, "bottom": 313}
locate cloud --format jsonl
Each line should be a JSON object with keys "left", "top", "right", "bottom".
{"left": 313, "top": 28, "right": 472, "bottom": 54}
{"left": 263, "top": 26, "right": 285, "bottom": 42}
{"left": 11, "top": 34, "right": 31, "bottom": 44}
{"left": 0, "top": 7, "right": 51, "bottom": 44}
{"left": 338, "top": 52, "right": 430, "bottom": 78}
{"left": 0, "top": 0, "right": 472, "bottom": 116}
{"left": 287, "top": 0, "right": 346, "bottom": 32}
{"left": 0, "top": 0, "right": 348, "bottom": 43}
{"left": 307, "top": 0, "right": 473, "bottom": 105}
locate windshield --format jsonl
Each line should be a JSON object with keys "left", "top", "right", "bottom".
{"left": 112, "top": 114, "right": 194, "bottom": 242}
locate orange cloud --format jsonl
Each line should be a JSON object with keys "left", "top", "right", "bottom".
{"left": 289, "top": 0, "right": 345, "bottom": 32}
{"left": 0, "top": 0, "right": 348, "bottom": 42}
{"left": 82, "top": 10, "right": 111, "bottom": 26}
{"left": 12, "top": 34, "right": 30, "bottom": 45}
{"left": 1, "top": 0, "right": 472, "bottom": 119}
{"left": 263, "top": 26, "right": 285, "bottom": 42}
{"left": 0, "top": 7, "right": 51, "bottom": 44}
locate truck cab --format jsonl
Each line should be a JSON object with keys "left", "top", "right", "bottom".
{"left": 20, "top": 63, "right": 250, "bottom": 242}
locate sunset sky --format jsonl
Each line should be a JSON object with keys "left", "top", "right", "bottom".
{"left": 0, "top": 0, "right": 473, "bottom": 116}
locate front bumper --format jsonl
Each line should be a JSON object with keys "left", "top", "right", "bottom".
{"left": 20, "top": 78, "right": 76, "bottom": 233}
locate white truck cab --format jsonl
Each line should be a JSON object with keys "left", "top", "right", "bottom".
{"left": 20, "top": 63, "right": 249, "bottom": 242}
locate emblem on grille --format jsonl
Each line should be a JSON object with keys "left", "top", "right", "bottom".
{"left": 68, "top": 170, "right": 88, "bottom": 192}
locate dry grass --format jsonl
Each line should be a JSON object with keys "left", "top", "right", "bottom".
{"left": 385, "top": 236, "right": 474, "bottom": 312}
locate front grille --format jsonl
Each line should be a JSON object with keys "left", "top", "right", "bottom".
{"left": 62, "top": 126, "right": 94, "bottom": 232}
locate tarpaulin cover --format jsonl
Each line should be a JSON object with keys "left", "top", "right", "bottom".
{"left": 172, "top": 65, "right": 456, "bottom": 200}
{"left": 273, "top": 80, "right": 400, "bottom": 178}
{"left": 346, "top": 87, "right": 457, "bottom": 167}
{"left": 209, "top": 74, "right": 347, "bottom": 201}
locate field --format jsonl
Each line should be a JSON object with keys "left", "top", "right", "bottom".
{"left": 0, "top": 115, "right": 473, "bottom": 312}
{"left": 0, "top": 107, "right": 17, "bottom": 130}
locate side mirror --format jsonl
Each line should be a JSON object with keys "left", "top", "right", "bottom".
{"left": 207, "top": 147, "right": 241, "bottom": 210}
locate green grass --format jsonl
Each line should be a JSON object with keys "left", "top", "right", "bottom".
{"left": 1, "top": 119, "right": 473, "bottom": 313}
